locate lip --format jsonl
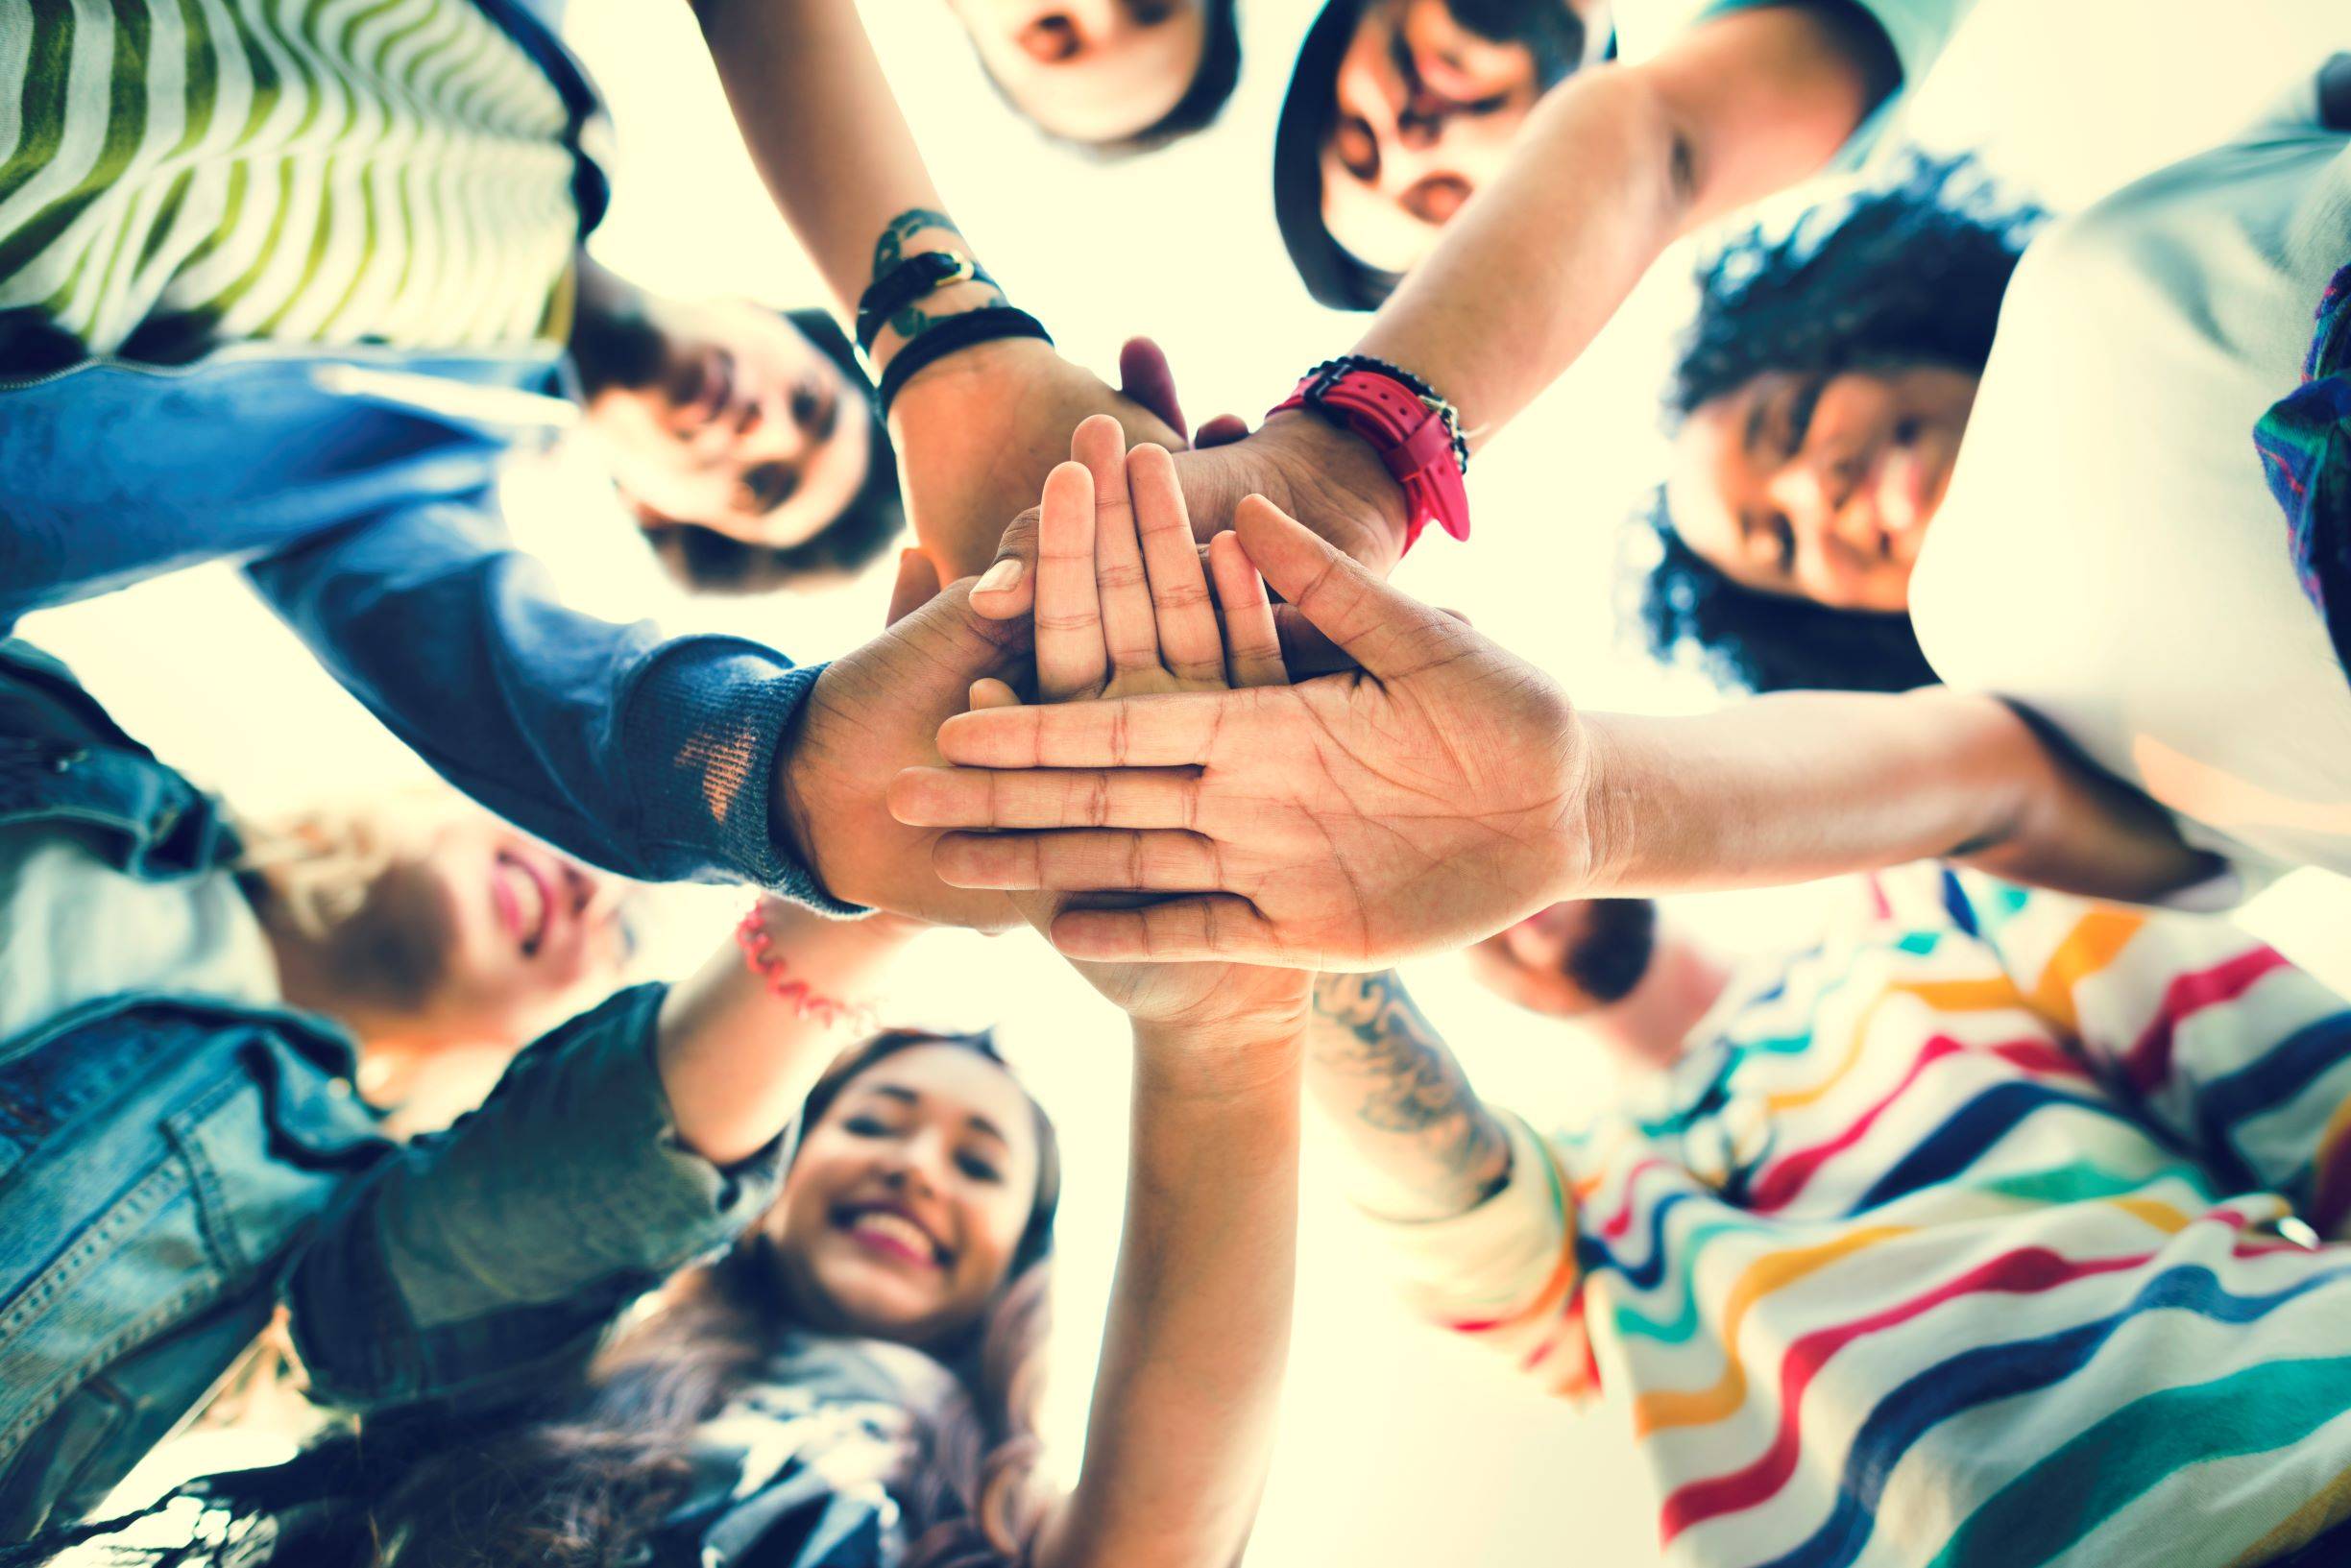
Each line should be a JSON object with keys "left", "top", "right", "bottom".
{"left": 494, "top": 850, "right": 559, "bottom": 957}
{"left": 832, "top": 1199, "right": 950, "bottom": 1270}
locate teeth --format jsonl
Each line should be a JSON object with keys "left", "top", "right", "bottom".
{"left": 507, "top": 860, "right": 546, "bottom": 949}
{"left": 849, "top": 1211, "right": 936, "bottom": 1261}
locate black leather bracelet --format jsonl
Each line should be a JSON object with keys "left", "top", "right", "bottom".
{"left": 855, "top": 251, "right": 1000, "bottom": 354}
{"left": 876, "top": 306, "right": 1054, "bottom": 419}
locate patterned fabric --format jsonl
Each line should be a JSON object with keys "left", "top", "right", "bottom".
{"left": 1385, "top": 865, "right": 2351, "bottom": 1567}
{"left": 0, "top": 0, "right": 580, "bottom": 369}
{"left": 2254, "top": 261, "right": 2351, "bottom": 684}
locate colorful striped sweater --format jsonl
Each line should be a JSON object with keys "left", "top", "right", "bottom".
{"left": 1377, "top": 866, "right": 2351, "bottom": 1567}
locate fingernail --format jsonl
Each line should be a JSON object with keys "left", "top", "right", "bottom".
{"left": 975, "top": 558, "right": 1023, "bottom": 595}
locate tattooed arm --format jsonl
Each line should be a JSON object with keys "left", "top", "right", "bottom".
{"left": 1307, "top": 971, "right": 1515, "bottom": 1221}
{"left": 687, "top": 0, "right": 1196, "bottom": 581}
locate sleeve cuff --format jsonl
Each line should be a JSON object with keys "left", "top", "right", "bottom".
{"left": 1360, "top": 1111, "right": 1575, "bottom": 1329}
{"left": 619, "top": 639, "right": 866, "bottom": 914}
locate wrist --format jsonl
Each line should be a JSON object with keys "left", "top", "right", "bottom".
{"left": 884, "top": 333, "right": 1060, "bottom": 430}
{"left": 770, "top": 679, "right": 826, "bottom": 895}
{"left": 1130, "top": 1011, "right": 1307, "bottom": 1099}
{"left": 867, "top": 278, "right": 1010, "bottom": 375}
{"left": 1258, "top": 409, "right": 1413, "bottom": 561}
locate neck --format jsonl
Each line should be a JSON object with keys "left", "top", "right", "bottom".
{"left": 1579, "top": 923, "right": 1731, "bottom": 1073}
{"left": 253, "top": 894, "right": 399, "bottom": 1050}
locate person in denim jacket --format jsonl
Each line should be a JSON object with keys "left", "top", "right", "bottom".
{"left": 0, "top": 439, "right": 1316, "bottom": 1565}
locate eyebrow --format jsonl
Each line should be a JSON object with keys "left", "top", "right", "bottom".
{"left": 1743, "top": 393, "right": 1767, "bottom": 458}
{"left": 864, "top": 1082, "right": 1009, "bottom": 1145}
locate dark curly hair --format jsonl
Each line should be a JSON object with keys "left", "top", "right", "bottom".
{"left": 636, "top": 309, "right": 906, "bottom": 595}
{"left": 977, "top": 0, "right": 1243, "bottom": 159}
{"left": 1636, "top": 151, "right": 2047, "bottom": 693}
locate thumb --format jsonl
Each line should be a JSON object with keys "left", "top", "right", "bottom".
{"left": 1233, "top": 495, "right": 1461, "bottom": 683}
{"left": 1117, "top": 336, "right": 1187, "bottom": 444}
{"left": 884, "top": 547, "right": 944, "bottom": 627}
{"left": 968, "top": 505, "right": 1039, "bottom": 621}
{"left": 1194, "top": 412, "right": 1250, "bottom": 448}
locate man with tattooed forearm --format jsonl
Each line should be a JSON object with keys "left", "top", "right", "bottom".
{"left": 1307, "top": 875, "right": 2351, "bottom": 1568}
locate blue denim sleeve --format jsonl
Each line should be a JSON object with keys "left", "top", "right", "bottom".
{"left": 284, "top": 984, "right": 785, "bottom": 1411}
{"left": 242, "top": 492, "right": 861, "bottom": 910}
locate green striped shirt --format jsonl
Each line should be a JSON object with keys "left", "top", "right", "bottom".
{"left": 0, "top": 0, "right": 579, "bottom": 367}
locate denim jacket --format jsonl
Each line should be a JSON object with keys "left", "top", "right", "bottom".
{"left": 0, "top": 644, "right": 785, "bottom": 1536}
{"left": 0, "top": 0, "right": 851, "bottom": 912}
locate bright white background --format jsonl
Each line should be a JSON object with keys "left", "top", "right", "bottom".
{"left": 33, "top": 1, "right": 2351, "bottom": 1561}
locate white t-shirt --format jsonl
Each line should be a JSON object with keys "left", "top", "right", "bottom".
{"left": 0, "top": 823, "right": 279, "bottom": 1051}
{"left": 1910, "top": 68, "right": 2351, "bottom": 888}
{"left": 1616, "top": 0, "right": 1978, "bottom": 164}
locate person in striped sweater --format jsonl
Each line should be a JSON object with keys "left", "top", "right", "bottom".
{"left": 1308, "top": 865, "right": 2351, "bottom": 1567}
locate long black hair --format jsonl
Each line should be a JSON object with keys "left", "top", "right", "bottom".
{"left": 1635, "top": 151, "right": 2047, "bottom": 693}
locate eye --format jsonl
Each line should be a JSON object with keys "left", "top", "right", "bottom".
{"left": 740, "top": 462, "right": 798, "bottom": 513}
{"left": 1017, "top": 14, "right": 1080, "bottom": 61}
{"left": 957, "top": 1152, "right": 1005, "bottom": 1184}
{"left": 1334, "top": 117, "right": 1378, "bottom": 181}
{"left": 1767, "top": 512, "right": 1796, "bottom": 575}
{"left": 1782, "top": 376, "right": 1826, "bottom": 456}
{"left": 1128, "top": 0, "right": 1175, "bottom": 23}
{"left": 841, "top": 1115, "right": 892, "bottom": 1139}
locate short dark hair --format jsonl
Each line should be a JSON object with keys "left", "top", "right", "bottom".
{"left": 1273, "top": 0, "right": 1588, "bottom": 311}
{"left": 1638, "top": 152, "right": 2045, "bottom": 692}
{"left": 980, "top": 0, "right": 1243, "bottom": 159}
{"left": 636, "top": 308, "right": 905, "bottom": 596}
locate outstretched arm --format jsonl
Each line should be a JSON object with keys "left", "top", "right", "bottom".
{"left": 687, "top": 0, "right": 1192, "bottom": 580}
{"left": 1001, "top": 423, "right": 1310, "bottom": 1568}
{"left": 898, "top": 501, "right": 2220, "bottom": 969}
{"left": 1307, "top": 970, "right": 1514, "bottom": 1220}
{"left": 1354, "top": 4, "right": 1903, "bottom": 444}
{"left": 289, "top": 902, "right": 917, "bottom": 1410}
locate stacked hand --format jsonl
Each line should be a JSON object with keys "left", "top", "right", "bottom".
{"left": 960, "top": 415, "right": 1309, "bottom": 1038}
{"left": 888, "top": 488, "right": 1596, "bottom": 970}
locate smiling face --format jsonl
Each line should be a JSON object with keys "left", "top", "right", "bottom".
{"left": 768, "top": 1045, "right": 1047, "bottom": 1347}
{"left": 1319, "top": 0, "right": 1588, "bottom": 274}
{"left": 949, "top": 0, "right": 1207, "bottom": 144}
{"left": 584, "top": 297, "right": 872, "bottom": 551}
{"left": 353, "top": 818, "right": 633, "bottom": 1045}
{"left": 1666, "top": 364, "right": 1979, "bottom": 613}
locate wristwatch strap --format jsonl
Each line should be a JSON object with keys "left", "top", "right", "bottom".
{"left": 1270, "top": 357, "right": 1471, "bottom": 552}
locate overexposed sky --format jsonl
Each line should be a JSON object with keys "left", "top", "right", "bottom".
{"left": 36, "top": 2, "right": 2351, "bottom": 1562}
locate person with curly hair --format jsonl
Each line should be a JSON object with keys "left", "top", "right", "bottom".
{"left": 1641, "top": 58, "right": 2351, "bottom": 890}
{"left": 1638, "top": 153, "right": 2046, "bottom": 694}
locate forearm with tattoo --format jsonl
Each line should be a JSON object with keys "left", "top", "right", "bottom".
{"left": 868, "top": 206, "right": 1004, "bottom": 344}
{"left": 1307, "top": 971, "right": 1514, "bottom": 1220}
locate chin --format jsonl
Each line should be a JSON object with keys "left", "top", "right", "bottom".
{"left": 812, "top": 1260, "right": 948, "bottom": 1339}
